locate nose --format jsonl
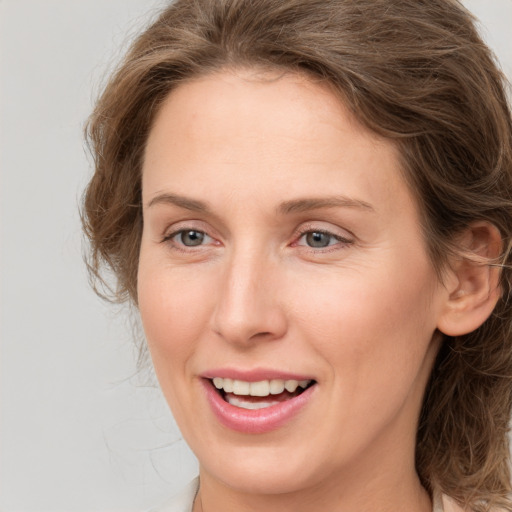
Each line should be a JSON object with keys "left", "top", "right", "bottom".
{"left": 211, "top": 248, "right": 288, "bottom": 346}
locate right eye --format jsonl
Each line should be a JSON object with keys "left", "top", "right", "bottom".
{"left": 168, "top": 229, "right": 212, "bottom": 247}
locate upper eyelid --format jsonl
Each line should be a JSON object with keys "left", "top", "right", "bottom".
{"left": 161, "top": 219, "right": 214, "bottom": 237}
{"left": 294, "top": 231, "right": 353, "bottom": 250}
{"left": 163, "top": 227, "right": 211, "bottom": 242}
{"left": 297, "top": 230, "right": 351, "bottom": 243}
{"left": 159, "top": 221, "right": 355, "bottom": 246}
{"left": 297, "top": 227, "right": 351, "bottom": 239}
{"left": 294, "top": 222, "right": 355, "bottom": 240}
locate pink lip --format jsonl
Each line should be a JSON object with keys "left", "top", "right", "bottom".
{"left": 201, "top": 377, "right": 316, "bottom": 434}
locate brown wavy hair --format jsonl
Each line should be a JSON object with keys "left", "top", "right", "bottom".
{"left": 82, "top": 0, "right": 512, "bottom": 509}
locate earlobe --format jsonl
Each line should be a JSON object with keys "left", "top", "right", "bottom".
{"left": 437, "top": 222, "right": 502, "bottom": 337}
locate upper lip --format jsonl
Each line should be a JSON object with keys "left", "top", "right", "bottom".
{"left": 200, "top": 368, "right": 316, "bottom": 382}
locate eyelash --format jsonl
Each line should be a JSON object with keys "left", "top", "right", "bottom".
{"left": 161, "top": 226, "right": 354, "bottom": 253}
{"left": 293, "top": 227, "right": 353, "bottom": 252}
{"left": 161, "top": 228, "right": 215, "bottom": 252}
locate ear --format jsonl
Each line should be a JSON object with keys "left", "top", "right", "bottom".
{"left": 437, "top": 222, "right": 502, "bottom": 337}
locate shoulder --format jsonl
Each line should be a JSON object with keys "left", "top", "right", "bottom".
{"left": 433, "top": 490, "right": 469, "bottom": 512}
{"left": 440, "top": 494, "right": 467, "bottom": 512}
{"left": 146, "top": 477, "right": 199, "bottom": 512}
{"left": 439, "top": 494, "right": 506, "bottom": 512}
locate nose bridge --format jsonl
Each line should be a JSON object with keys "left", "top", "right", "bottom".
{"left": 212, "top": 243, "right": 286, "bottom": 345}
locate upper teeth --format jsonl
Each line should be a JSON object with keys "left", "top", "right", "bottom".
{"left": 212, "top": 378, "right": 311, "bottom": 397}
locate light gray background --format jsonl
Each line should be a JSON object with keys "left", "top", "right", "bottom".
{"left": 0, "top": 1, "right": 511, "bottom": 511}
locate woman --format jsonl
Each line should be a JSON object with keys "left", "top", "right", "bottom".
{"left": 82, "top": 0, "right": 512, "bottom": 511}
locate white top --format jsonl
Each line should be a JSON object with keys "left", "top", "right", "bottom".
{"left": 148, "top": 477, "right": 465, "bottom": 512}
{"left": 147, "top": 478, "right": 199, "bottom": 512}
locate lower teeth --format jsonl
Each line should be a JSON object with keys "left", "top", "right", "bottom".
{"left": 226, "top": 395, "right": 281, "bottom": 410}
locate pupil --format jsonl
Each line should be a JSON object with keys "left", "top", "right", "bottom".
{"left": 181, "top": 230, "right": 204, "bottom": 246}
{"left": 306, "top": 231, "right": 330, "bottom": 248}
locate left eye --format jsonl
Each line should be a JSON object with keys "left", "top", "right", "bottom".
{"left": 298, "top": 231, "right": 341, "bottom": 248}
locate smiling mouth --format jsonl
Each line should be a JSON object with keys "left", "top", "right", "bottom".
{"left": 209, "top": 377, "right": 316, "bottom": 410}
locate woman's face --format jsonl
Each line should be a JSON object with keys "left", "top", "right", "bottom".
{"left": 138, "top": 70, "right": 449, "bottom": 495}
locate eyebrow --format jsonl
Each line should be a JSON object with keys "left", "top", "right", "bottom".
{"left": 146, "top": 192, "right": 375, "bottom": 214}
{"left": 278, "top": 196, "right": 375, "bottom": 214}
{"left": 147, "top": 193, "right": 211, "bottom": 212}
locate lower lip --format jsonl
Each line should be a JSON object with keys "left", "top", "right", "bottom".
{"left": 202, "top": 379, "right": 316, "bottom": 434}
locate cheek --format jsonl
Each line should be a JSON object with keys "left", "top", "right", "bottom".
{"left": 137, "top": 264, "right": 215, "bottom": 435}
{"left": 295, "top": 257, "right": 440, "bottom": 382}
{"left": 137, "top": 259, "right": 213, "bottom": 374}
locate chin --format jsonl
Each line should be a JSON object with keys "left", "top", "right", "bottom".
{"left": 191, "top": 435, "right": 336, "bottom": 497}
{"left": 203, "top": 459, "right": 322, "bottom": 495}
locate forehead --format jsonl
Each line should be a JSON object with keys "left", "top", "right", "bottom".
{"left": 146, "top": 68, "right": 374, "bottom": 157}
{"left": 142, "top": 68, "right": 412, "bottom": 218}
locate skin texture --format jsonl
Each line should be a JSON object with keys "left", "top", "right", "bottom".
{"left": 138, "top": 69, "right": 464, "bottom": 512}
